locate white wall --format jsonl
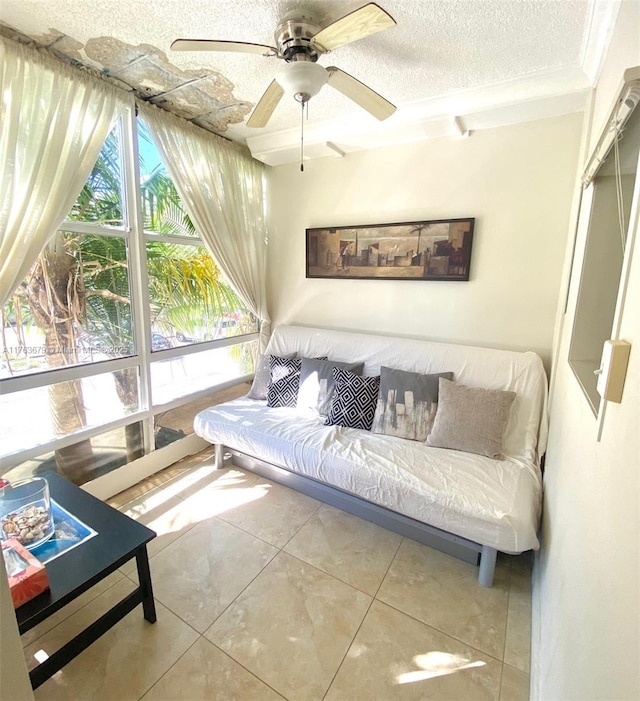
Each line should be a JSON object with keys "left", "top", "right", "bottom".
{"left": 0, "top": 556, "right": 34, "bottom": 701}
{"left": 534, "top": 1, "right": 640, "bottom": 699}
{"left": 267, "top": 114, "right": 582, "bottom": 367}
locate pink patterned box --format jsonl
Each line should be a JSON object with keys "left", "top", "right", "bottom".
{"left": 2, "top": 538, "right": 49, "bottom": 608}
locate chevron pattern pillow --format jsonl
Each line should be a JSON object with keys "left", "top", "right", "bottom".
{"left": 325, "top": 367, "right": 380, "bottom": 431}
{"left": 267, "top": 355, "right": 302, "bottom": 408}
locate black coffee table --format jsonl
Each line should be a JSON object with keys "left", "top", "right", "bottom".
{"left": 14, "top": 471, "right": 156, "bottom": 690}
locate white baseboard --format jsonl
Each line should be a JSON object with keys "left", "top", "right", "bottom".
{"left": 81, "top": 434, "right": 209, "bottom": 501}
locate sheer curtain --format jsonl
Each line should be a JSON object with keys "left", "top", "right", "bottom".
{"left": 139, "top": 103, "right": 271, "bottom": 348}
{"left": 0, "top": 38, "right": 132, "bottom": 306}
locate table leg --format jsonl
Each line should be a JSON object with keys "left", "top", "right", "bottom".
{"left": 135, "top": 545, "right": 157, "bottom": 623}
{"left": 28, "top": 590, "right": 146, "bottom": 689}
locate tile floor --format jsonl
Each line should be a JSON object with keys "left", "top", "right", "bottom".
{"left": 22, "top": 447, "right": 532, "bottom": 700}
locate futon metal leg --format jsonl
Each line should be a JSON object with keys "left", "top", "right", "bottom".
{"left": 215, "top": 443, "right": 225, "bottom": 469}
{"left": 478, "top": 545, "right": 497, "bottom": 587}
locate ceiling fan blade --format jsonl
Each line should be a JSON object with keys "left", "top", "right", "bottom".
{"left": 171, "top": 39, "right": 277, "bottom": 56}
{"left": 247, "top": 80, "right": 285, "bottom": 128}
{"left": 326, "top": 67, "right": 396, "bottom": 120}
{"left": 312, "top": 3, "right": 396, "bottom": 52}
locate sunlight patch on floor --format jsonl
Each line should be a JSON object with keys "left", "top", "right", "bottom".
{"left": 395, "top": 651, "right": 486, "bottom": 685}
{"left": 122, "top": 467, "right": 257, "bottom": 519}
{"left": 127, "top": 478, "right": 271, "bottom": 537}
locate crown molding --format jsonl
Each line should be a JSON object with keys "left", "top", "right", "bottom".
{"left": 580, "top": 0, "right": 622, "bottom": 85}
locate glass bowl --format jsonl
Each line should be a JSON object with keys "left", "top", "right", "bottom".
{"left": 0, "top": 477, "right": 55, "bottom": 550}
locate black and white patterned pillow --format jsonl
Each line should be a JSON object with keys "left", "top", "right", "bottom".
{"left": 325, "top": 367, "right": 380, "bottom": 431}
{"left": 267, "top": 355, "right": 302, "bottom": 408}
{"left": 248, "top": 352, "right": 296, "bottom": 400}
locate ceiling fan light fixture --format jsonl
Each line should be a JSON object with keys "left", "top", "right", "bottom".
{"left": 275, "top": 62, "right": 328, "bottom": 103}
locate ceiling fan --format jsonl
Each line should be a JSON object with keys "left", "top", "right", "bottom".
{"left": 171, "top": 2, "right": 398, "bottom": 129}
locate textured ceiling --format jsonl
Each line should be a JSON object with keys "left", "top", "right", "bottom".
{"left": 0, "top": 0, "right": 618, "bottom": 165}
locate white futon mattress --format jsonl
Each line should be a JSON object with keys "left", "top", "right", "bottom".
{"left": 194, "top": 397, "right": 542, "bottom": 552}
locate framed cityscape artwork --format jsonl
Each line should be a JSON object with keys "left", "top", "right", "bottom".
{"left": 306, "top": 217, "right": 475, "bottom": 281}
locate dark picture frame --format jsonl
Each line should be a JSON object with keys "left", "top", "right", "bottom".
{"left": 306, "top": 218, "right": 475, "bottom": 281}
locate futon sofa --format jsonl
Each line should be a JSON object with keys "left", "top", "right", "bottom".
{"left": 194, "top": 325, "right": 547, "bottom": 586}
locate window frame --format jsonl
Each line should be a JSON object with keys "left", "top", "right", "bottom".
{"left": 0, "top": 105, "right": 257, "bottom": 475}
{"left": 566, "top": 68, "right": 640, "bottom": 432}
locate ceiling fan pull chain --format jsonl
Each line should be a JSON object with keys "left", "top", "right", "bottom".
{"left": 300, "top": 100, "right": 305, "bottom": 172}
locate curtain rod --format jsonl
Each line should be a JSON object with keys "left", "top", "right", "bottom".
{"left": 582, "top": 66, "right": 640, "bottom": 187}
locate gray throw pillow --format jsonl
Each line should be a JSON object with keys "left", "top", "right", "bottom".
{"left": 247, "top": 352, "right": 295, "bottom": 400}
{"left": 371, "top": 366, "right": 454, "bottom": 441}
{"left": 297, "top": 358, "right": 364, "bottom": 416}
{"left": 426, "top": 378, "right": 516, "bottom": 458}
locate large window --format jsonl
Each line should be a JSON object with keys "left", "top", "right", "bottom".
{"left": 0, "top": 122, "right": 134, "bottom": 379}
{"left": 0, "top": 110, "right": 258, "bottom": 485}
{"left": 138, "top": 118, "right": 257, "bottom": 350}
